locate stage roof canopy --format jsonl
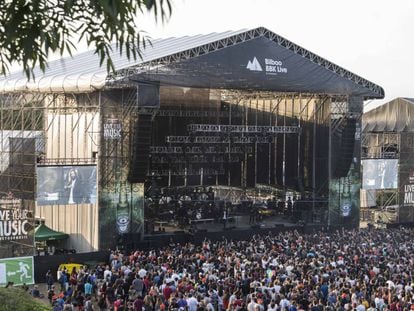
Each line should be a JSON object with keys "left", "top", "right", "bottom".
{"left": 363, "top": 98, "right": 414, "bottom": 132}
{"left": 0, "top": 27, "right": 384, "bottom": 99}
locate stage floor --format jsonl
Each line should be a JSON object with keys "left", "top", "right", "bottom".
{"left": 148, "top": 213, "right": 302, "bottom": 235}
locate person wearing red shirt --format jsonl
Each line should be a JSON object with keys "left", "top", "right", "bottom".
{"left": 163, "top": 284, "right": 173, "bottom": 301}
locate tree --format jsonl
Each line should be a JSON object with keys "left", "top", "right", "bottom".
{"left": 0, "top": 0, "right": 172, "bottom": 78}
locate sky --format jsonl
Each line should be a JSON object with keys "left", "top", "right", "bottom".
{"left": 11, "top": 0, "right": 414, "bottom": 111}
{"left": 135, "top": 0, "right": 414, "bottom": 111}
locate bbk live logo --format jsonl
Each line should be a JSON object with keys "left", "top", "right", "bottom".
{"left": 404, "top": 171, "right": 414, "bottom": 205}
{"left": 246, "top": 57, "right": 288, "bottom": 75}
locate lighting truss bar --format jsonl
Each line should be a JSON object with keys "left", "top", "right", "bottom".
{"left": 150, "top": 146, "right": 253, "bottom": 154}
{"left": 149, "top": 167, "right": 225, "bottom": 176}
{"left": 151, "top": 146, "right": 183, "bottom": 153}
{"left": 151, "top": 155, "right": 241, "bottom": 164}
{"left": 139, "top": 108, "right": 242, "bottom": 118}
{"left": 187, "top": 124, "right": 300, "bottom": 134}
{"left": 166, "top": 136, "right": 273, "bottom": 144}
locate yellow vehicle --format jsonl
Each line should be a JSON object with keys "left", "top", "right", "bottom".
{"left": 58, "top": 263, "right": 84, "bottom": 273}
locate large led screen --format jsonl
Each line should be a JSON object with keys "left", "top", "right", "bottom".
{"left": 362, "top": 159, "right": 398, "bottom": 190}
{"left": 36, "top": 165, "right": 97, "bottom": 205}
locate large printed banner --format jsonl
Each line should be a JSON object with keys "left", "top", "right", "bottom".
{"left": 99, "top": 181, "right": 144, "bottom": 249}
{"left": 329, "top": 160, "right": 360, "bottom": 224}
{"left": 99, "top": 97, "right": 145, "bottom": 249}
{"left": 36, "top": 165, "right": 97, "bottom": 205}
{"left": 0, "top": 194, "right": 34, "bottom": 259}
{"left": 329, "top": 103, "right": 362, "bottom": 228}
{"left": 398, "top": 133, "right": 414, "bottom": 222}
{"left": 0, "top": 198, "right": 29, "bottom": 241}
{"left": 0, "top": 256, "right": 34, "bottom": 286}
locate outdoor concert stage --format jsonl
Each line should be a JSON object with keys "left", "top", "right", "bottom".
{"left": 0, "top": 27, "right": 384, "bottom": 255}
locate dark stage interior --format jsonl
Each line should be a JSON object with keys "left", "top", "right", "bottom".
{"left": 138, "top": 87, "right": 331, "bottom": 236}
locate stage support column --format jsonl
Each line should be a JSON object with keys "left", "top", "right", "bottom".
{"left": 312, "top": 98, "right": 317, "bottom": 222}
{"left": 328, "top": 102, "right": 332, "bottom": 228}
{"left": 268, "top": 100, "right": 273, "bottom": 185}
{"left": 184, "top": 167, "right": 188, "bottom": 186}
{"left": 243, "top": 98, "right": 248, "bottom": 188}
{"left": 348, "top": 96, "right": 363, "bottom": 227}
{"left": 255, "top": 99, "right": 258, "bottom": 187}
{"left": 227, "top": 97, "right": 232, "bottom": 186}
{"left": 297, "top": 96, "right": 302, "bottom": 193}
{"left": 283, "top": 96, "right": 287, "bottom": 193}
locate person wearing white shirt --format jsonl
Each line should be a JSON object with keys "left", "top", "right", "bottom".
{"left": 247, "top": 298, "right": 257, "bottom": 311}
{"left": 279, "top": 296, "right": 290, "bottom": 310}
{"left": 205, "top": 298, "right": 214, "bottom": 311}
{"left": 374, "top": 296, "right": 385, "bottom": 310}
{"left": 103, "top": 267, "right": 112, "bottom": 281}
{"left": 187, "top": 293, "right": 198, "bottom": 311}
{"left": 267, "top": 301, "right": 278, "bottom": 311}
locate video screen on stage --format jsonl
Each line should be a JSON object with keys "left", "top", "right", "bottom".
{"left": 362, "top": 159, "right": 398, "bottom": 189}
{"left": 36, "top": 165, "right": 97, "bottom": 205}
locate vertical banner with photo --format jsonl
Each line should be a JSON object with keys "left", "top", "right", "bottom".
{"left": 329, "top": 159, "right": 361, "bottom": 227}
{"left": 99, "top": 177, "right": 144, "bottom": 249}
{"left": 329, "top": 98, "right": 362, "bottom": 228}
{"left": 99, "top": 91, "right": 145, "bottom": 250}
{"left": 398, "top": 132, "right": 414, "bottom": 222}
{"left": 0, "top": 195, "right": 34, "bottom": 259}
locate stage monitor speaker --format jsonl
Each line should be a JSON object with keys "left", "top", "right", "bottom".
{"left": 332, "top": 118, "right": 356, "bottom": 178}
{"left": 128, "top": 114, "right": 152, "bottom": 183}
{"left": 251, "top": 224, "right": 260, "bottom": 229}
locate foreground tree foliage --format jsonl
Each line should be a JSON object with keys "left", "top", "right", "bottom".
{"left": 0, "top": 0, "right": 172, "bottom": 78}
{"left": 0, "top": 287, "right": 51, "bottom": 311}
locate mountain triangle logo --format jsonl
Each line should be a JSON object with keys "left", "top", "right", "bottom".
{"left": 246, "top": 57, "right": 263, "bottom": 72}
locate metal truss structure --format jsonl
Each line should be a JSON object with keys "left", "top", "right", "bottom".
{"left": 360, "top": 131, "right": 400, "bottom": 223}
{"left": 0, "top": 92, "right": 46, "bottom": 200}
{"left": 148, "top": 89, "right": 337, "bottom": 209}
{"left": 0, "top": 91, "right": 101, "bottom": 255}
{"left": 99, "top": 88, "right": 139, "bottom": 188}
{"left": 361, "top": 132, "right": 399, "bottom": 159}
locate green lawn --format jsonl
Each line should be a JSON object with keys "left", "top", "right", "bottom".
{"left": 0, "top": 287, "right": 51, "bottom": 311}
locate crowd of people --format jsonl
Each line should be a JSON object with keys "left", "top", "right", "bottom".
{"left": 43, "top": 227, "right": 414, "bottom": 310}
